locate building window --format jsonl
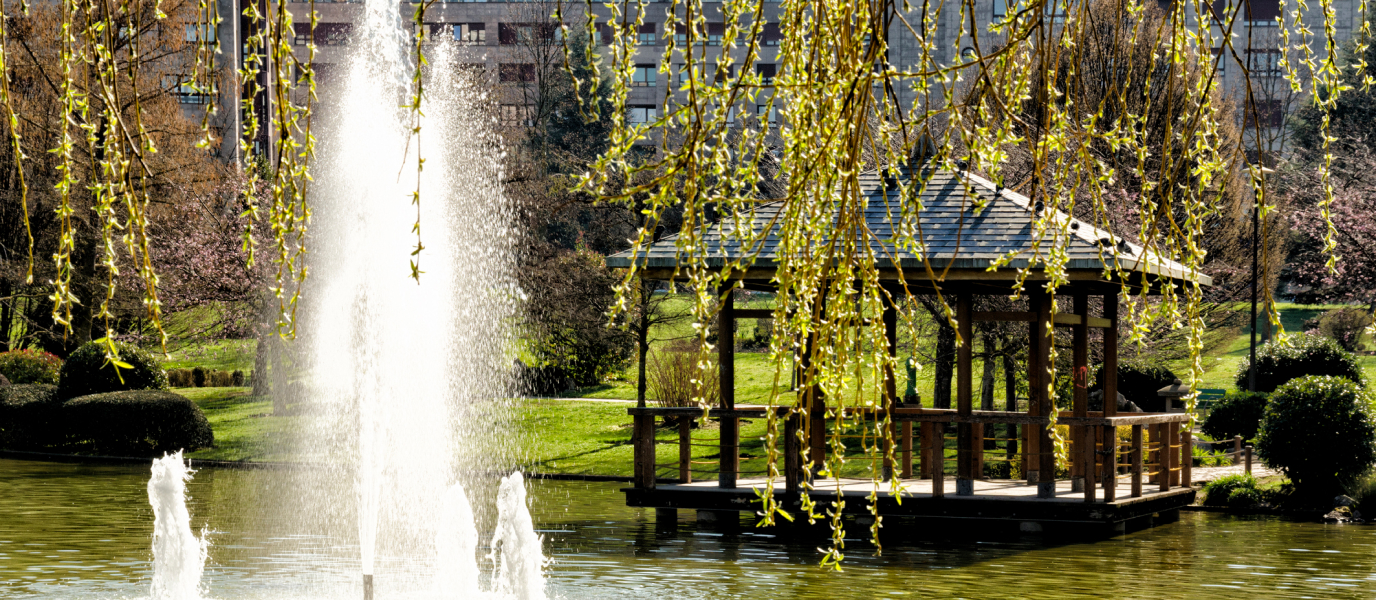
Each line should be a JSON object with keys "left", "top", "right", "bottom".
{"left": 499, "top": 63, "right": 536, "bottom": 83}
{"left": 707, "top": 22, "right": 724, "bottom": 46}
{"left": 632, "top": 65, "right": 657, "bottom": 87}
{"left": 165, "top": 76, "right": 213, "bottom": 104}
{"left": 1044, "top": 0, "right": 1068, "bottom": 24}
{"left": 293, "top": 23, "right": 310, "bottom": 46}
{"left": 1246, "top": 49, "right": 1281, "bottom": 77}
{"left": 992, "top": 0, "right": 1007, "bottom": 20}
{"left": 500, "top": 105, "right": 534, "bottom": 127}
{"left": 755, "top": 63, "right": 776, "bottom": 85}
{"left": 499, "top": 22, "right": 554, "bottom": 45}
{"left": 637, "top": 22, "right": 656, "bottom": 45}
{"left": 714, "top": 65, "right": 734, "bottom": 84}
{"left": 454, "top": 23, "right": 485, "bottom": 45}
{"left": 756, "top": 104, "right": 776, "bottom": 124}
{"left": 627, "top": 105, "right": 658, "bottom": 123}
{"left": 764, "top": 23, "right": 782, "bottom": 46}
{"left": 1245, "top": 0, "right": 1281, "bottom": 26}
{"left": 313, "top": 23, "right": 352, "bottom": 46}
{"left": 674, "top": 23, "right": 688, "bottom": 46}
{"left": 185, "top": 23, "right": 216, "bottom": 44}
{"left": 674, "top": 64, "right": 689, "bottom": 86}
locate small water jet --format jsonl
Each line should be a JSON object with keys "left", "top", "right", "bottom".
{"left": 489, "top": 473, "right": 546, "bottom": 600}
{"left": 148, "top": 452, "right": 208, "bottom": 600}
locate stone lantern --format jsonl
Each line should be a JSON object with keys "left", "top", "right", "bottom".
{"left": 1157, "top": 378, "right": 1191, "bottom": 413}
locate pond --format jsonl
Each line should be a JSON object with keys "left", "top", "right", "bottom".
{"left": 3, "top": 457, "right": 1375, "bottom": 599}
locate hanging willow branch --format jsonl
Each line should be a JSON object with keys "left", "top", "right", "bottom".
{"left": 569, "top": 0, "right": 1354, "bottom": 567}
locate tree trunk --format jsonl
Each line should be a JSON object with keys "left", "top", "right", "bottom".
{"left": 979, "top": 332, "right": 997, "bottom": 411}
{"left": 69, "top": 228, "right": 98, "bottom": 350}
{"left": 1004, "top": 344, "right": 1018, "bottom": 460}
{"left": 934, "top": 321, "right": 954, "bottom": 409}
{"left": 0, "top": 279, "right": 12, "bottom": 352}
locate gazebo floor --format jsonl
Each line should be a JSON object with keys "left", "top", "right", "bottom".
{"left": 624, "top": 477, "right": 1196, "bottom": 532}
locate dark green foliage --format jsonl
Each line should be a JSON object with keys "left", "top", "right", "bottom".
{"left": 1202, "top": 391, "right": 1269, "bottom": 443}
{"left": 1202, "top": 473, "right": 1258, "bottom": 507}
{"left": 63, "top": 390, "right": 214, "bottom": 455}
{"left": 1228, "top": 487, "right": 1264, "bottom": 509}
{"left": 57, "top": 341, "right": 168, "bottom": 399}
{"left": 192, "top": 366, "right": 208, "bottom": 387}
{"left": 167, "top": 368, "right": 194, "bottom": 388}
{"left": 1257, "top": 376, "right": 1376, "bottom": 497}
{"left": 1090, "top": 358, "right": 1178, "bottom": 412}
{"left": 0, "top": 384, "right": 63, "bottom": 449}
{"left": 1234, "top": 334, "right": 1364, "bottom": 393}
{"left": 231, "top": 370, "right": 246, "bottom": 386}
{"left": 523, "top": 248, "right": 634, "bottom": 388}
{"left": 0, "top": 349, "right": 62, "bottom": 384}
{"left": 1316, "top": 307, "right": 1373, "bottom": 352}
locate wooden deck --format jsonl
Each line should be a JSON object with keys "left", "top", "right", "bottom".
{"left": 625, "top": 477, "right": 1196, "bottom": 528}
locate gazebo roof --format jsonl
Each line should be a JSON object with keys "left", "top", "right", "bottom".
{"left": 606, "top": 166, "right": 1211, "bottom": 290}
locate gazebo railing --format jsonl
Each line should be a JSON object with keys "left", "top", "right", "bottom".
{"left": 630, "top": 406, "right": 1193, "bottom": 502}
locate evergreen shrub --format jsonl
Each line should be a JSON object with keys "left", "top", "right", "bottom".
{"left": 1234, "top": 334, "right": 1364, "bottom": 393}
{"left": 1257, "top": 376, "right": 1376, "bottom": 497}
{"left": 231, "top": 370, "right": 246, "bottom": 386}
{"left": 1202, "top": 473, "right": 1258, "bottom": 507}
{"left": 1201, "top": 391, "right": 1269, "bottom": 443}
{"left": 192, "top": 366, "right": 208, "bottom": 387}
{"left": 0, "top": 384, "right": 62, "bottom": 449}
{"left": 64, "top": 390, "right": 213, "bottom": 455}
{"left": 57, "top": 341, "right": 168, "bottom": 399}
{"left": 1090, "top": 358, "right": 1178, "bottom": 412}
{"left": 0, "top": 349, "right": 62, "bottom": 385}
{"left": 167, "top": 369, "right": 194, "bottom": 388}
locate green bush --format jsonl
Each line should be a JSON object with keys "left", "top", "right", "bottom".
{"left": 0, "top": 384, "right": 63, "bottom": 449}
{"left": 0, "top": 349, "right": 62, "bottom": 385}
{"left": 1257, "top": 376, "right": 1376, "bottom": 497}
{"left": 1203, "top": 473, "right": 1258, "bottom": 506}
{"left": 1201, "top": 391, "right": 1269, "bottom": 443}
{"left": 231, "top": 370, "right": 246, "bottom": 387}
{"left": 1090, "top": 358, "right": 1178, "bottom": 412}
{"left": 1227, "top": 487, "right": 1263, "bottom": 508}
{"left": 57, "top": 341, "right": 168, "bottom": 399}
{"left": 1234, "top": 334, "right": 1364, "bottom": 394}
{"left": 1317, "top": 307, "right": 1373, "bottom": 352}
{"left": 192, "top": 366, "right": 208, "bottom": 388}
{"left": 63, "top": 390, "right": 214, "bottom": 455}
{"left": 167, "top": 368, "right": 193, "bottom": 388}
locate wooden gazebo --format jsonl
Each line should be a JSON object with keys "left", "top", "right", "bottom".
{"left": 606, "top": 166, "right": 1205, "bottom": 532}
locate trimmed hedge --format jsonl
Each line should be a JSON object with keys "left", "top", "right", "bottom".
{"left": 63, "top": 390, "right": 214, "bottom": 455}
{"left": 1257, "top": 375, "right": 1376, "bottom": 497}
{"left": 1090, "top": 358, "right": 1178, "bottom": 412}
{"left": 1201, "top": 391, "right": 1269, "bottom": 443}
{"left": 57, "top": 341, "right": 168, "bottom": 399}
{"left": 1234, "top": 334, "right": 1364, "bottom": 394}
{"left": 0, "top": 384, "right": 63, "bottom": 449}
{"left": 0, "top": 349, "right": 62, "bottom": 385}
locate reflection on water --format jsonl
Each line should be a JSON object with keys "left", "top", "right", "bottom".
{"left": 3, "top": 457, "right": 1376, "bottom": 599}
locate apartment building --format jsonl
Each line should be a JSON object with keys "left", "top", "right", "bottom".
{"left": 191, "top": 0, "right": 1367, "bottom": 158}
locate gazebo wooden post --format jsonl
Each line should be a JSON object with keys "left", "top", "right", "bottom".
{"left": 1073, "top": 294, "right": 1095, "bottom": 502}
{"left": 956, "top": 293, "right": 975, "bottom": 495}
{"left": 719, "top": 286, "right": 738, "bottom": 489}
{"left": 1102, "top": 293, "right": 1118, "bottom": 501}
{"left": 1025, "top": 294, "right": 1041, "bottom": 484}
{"left": 784, "top": 412, "right": 801, "bottom": 493}
{"left": 1031, "top": 289, "right": 1056, "bottom": 498}
{"left": 806, "top": 292, "right": 827, "bottom": 479}
{"left": 883, "top": 296, "right": 899, "bottom": 479}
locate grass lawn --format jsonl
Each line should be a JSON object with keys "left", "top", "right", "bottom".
{"left": 161, "top": 339, "right": 256, "bottom": 372}
{"left": 179, "top": 387, "right": 299, "bottom": 463}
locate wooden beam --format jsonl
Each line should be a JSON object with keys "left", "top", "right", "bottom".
{"left": 719, "top": 287, "right": 737, "bottom": 489}
{"left": 1026, "top": 292, "right": 1042, "bottom": 485}
{"left": 785, "top": 413, "right": 801, "bottom": 493}
{"left": 956, "top": 293, "right": 974, "bottom": 494}
{"left": 1073, "top": 294, "right": 1089, "bottom": 495}
{"left": 1033, "top": 289, "right": 1056, "bottom": 498}
{"left": 1052, "top": 313, "right": 1115, "bottom": 328}
{"left": 1131, "top": 424, "right": 1143, "bottom": 498}
{"left": 679, "top": 419, "right": 693, "bottom": 483}
{"left": 1104, "top": 292, "right": 1119, "bottom": 500}
{"left": 883, "top": 298, "right": 898, "bottom": 478}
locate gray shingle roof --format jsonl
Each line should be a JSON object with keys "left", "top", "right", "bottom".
{"left": 606, "top": 167, "right": 1211, "bottom": 286}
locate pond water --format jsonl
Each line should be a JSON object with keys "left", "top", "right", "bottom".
{"left": 3, "top": 457, "right": 1376, "bottom": 599}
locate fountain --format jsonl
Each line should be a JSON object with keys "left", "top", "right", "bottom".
{"left": 148, "top": 452, "right": 208, "bottom": 600}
